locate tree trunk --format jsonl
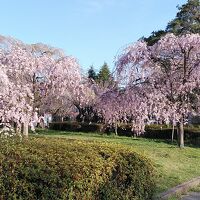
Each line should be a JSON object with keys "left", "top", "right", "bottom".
{"left": 171, "top": 124, "right": 175, "bottom": 143}
{"left": 177, "top": 120, "right": 184, "bottom": 148}
{"left": 22, "top": 121, "right": 29, "bottom": 139}
{"left": 14, "top": 122, "right": 22, "bottom": 137}
{"left": 114, "top": 122, "right": 118, "bottom": 136}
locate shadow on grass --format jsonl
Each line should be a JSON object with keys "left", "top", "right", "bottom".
{"left": 145, "top": 138, "right": 200, "bottom": 148}
{"left": 32, "top": 128, "right": 170, "bottom": 145}
{"left": 32, "top": 128, "right": 199, "bottom": 148}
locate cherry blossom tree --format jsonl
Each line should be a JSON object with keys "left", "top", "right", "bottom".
{"left": 35, "top": 55, "right": 81, "bottom": 116}
{"left": 95, "top": 84, "right": 159, "bottom": 136}
{"left": 115, "top": 33, "right": 200, "bottom": 147}
{"left": 0, "top": 38, "right": 35, "bottom": 137}
{"left": 73, "top": 74, "right": 115, "bottom": 123}
{"left": 0, "top": 35, "right": 83, "bottom": 137}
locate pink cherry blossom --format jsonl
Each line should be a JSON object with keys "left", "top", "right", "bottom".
{"left": 99, "top": 33, "right": 200, "bottom": 147}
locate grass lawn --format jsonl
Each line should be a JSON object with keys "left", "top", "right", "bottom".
{"left": 33, "top": 129, "right": 200, "bottom": 194}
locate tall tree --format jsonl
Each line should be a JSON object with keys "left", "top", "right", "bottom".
{"left": 97, "top": 62, "right": 112, "bottom": 87}
{"left": 0, "top": 35, "right": 82, "bottom": 137}
{"left": 95, "top": 87, "right": 148, "bottom": 136}
{"left": 115, "top": 33, "right": 200, "bottom": 148}
{"left": 88, "top": 65, "right": 97, "bottom": 81}
{"left": 166, "top": 0, "right": 200, "bottom": 35}
{"left": 144, "top": 0, "right": 200, "bottom": 45}
{"left": 143, "top": 30, "right": 166, "bottom": 46}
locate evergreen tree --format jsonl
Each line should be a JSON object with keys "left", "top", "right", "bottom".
{"left": 88, "top": 65, "right": 97, "bottom": 80}
{"left": 144, "top": 0, "right": 200, "bottom": 45}
{"left": 97, "top": 62, "right": 112, "bottom": 87}
{"left": 166, "top": 0, "right": 200, "bottom": 35}
{"left": 143, "top": 30, "right": 166, "bottom": 46}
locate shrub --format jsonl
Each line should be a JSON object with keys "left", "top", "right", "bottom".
{"left": 0, "top": 137, "right": 155, "bottom": 200}
{"left": 49, "top": 121, "right": 104, "bottom": 133}
{"left": 144, "top": 124, "right": 200, "bottom": 141}
{"left": 49, "top": 122, "right": 135, "bottom": 136}
{"left": 49, "top": 122, "right": 200, "bottom": 142}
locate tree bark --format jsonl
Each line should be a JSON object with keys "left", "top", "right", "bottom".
{"left": 14, "top": 122, "right": 22, "bottom": 137}
{"left": 22, "top": 121, "right": 29, "bottom": 139}
{"left": 177, "top": 120, "right": 184, "bottom": 148}
{"left": 171, "top": 124, "right": 175, "bottom": 143}
{"left": 114, "top": 122, "right": 118, "bottom": 136}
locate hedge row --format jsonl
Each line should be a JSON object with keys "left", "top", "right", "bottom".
{"left": 49, "top": 122, "right": 200, "bottom": 140}
{"left": 0, "top": 137, "right": 155, "bottom": 200}
{"left": 49, "top": 121, "right": 104, "bottom": 133}
{"left": 144, "top": 125, "right": 200, "bottom": 141}
{"left": 48, "top": 122, "right": 138, "bottom": 137}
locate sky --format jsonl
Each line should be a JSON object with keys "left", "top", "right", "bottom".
{"left": 0, "top": 0, "right": 187, "bottom": 72}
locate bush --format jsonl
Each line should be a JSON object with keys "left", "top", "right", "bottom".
{"left": 49, "top": 121, "right": 104, "bottom": 133}
{"left": 49, "top": 122, "right": 200, "bottom": 142}
{"left": 144, "top": 124, "right": 200, "bottom": 141}
{"left": 0, "top": 137, "right": 155, "bottom": 200}
{"left": 49, "top": 122, "right": 135, "bottom": 136}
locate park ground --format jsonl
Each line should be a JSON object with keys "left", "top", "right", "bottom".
{"left": 34, "top": 129, "right": 200, "bottom": 195}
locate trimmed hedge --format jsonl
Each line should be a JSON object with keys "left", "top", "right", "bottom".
{"left": 49, "top": 122, "right": 134, "bottom": 136}
{"left": 0, "top": 137, "right": 155, "bottom": 200}
{"left": 144, "top": 125, "right": 200, "bottom": 141}
{"left": 49, "top": 122, "right": 200, "bottom": 141}
{"left": 49, "top": 121, "right": 104, "bottom": 133}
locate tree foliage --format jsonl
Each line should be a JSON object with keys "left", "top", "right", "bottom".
{"left": 97, "top": 62, "right": 113, "bottom": 87}
{"left": 102, "top": 33, "right": 200, "bottom": 147}
{"left": 88, "top": 65, "right": 97, "bottom": 81}
{"left": 166, "top": 0, "right": 200, "bottom": 35}
{"left": 143, "top": 30, "right": 166, "bottom": 46}
{"left": 144, "top": 0, "right": 200, "bottom": 45}
{"left": 0, "top": 35, "right": 84, "bottom": 136}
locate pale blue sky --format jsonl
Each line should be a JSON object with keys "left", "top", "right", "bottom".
{"left": 0, "top": 0, "right": 187, "bottom": 72}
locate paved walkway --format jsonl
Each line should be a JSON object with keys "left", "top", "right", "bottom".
{"left": 158, "top": 177, "right": 200, "bottom": 199}
{"left": 181, "top": 192, "right": 200, "bottom": 200}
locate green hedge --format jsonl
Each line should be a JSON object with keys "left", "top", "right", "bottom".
{"left": 0, "top": 137, "right": 155, "bottom": 200}
{"left": 116, "top": 124, "right": 200, "bottom": 140}
{"left": 144, "top": 125, "right": 200, "bottom": 141}
{"left": 49, "top": 122, "right": 134, "bottom": 136}
{"left": 49, "top": 121, "right": 104, "bottom": 133}
{"left": 49, "top": 122, "right": 200, "bottom": 140}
